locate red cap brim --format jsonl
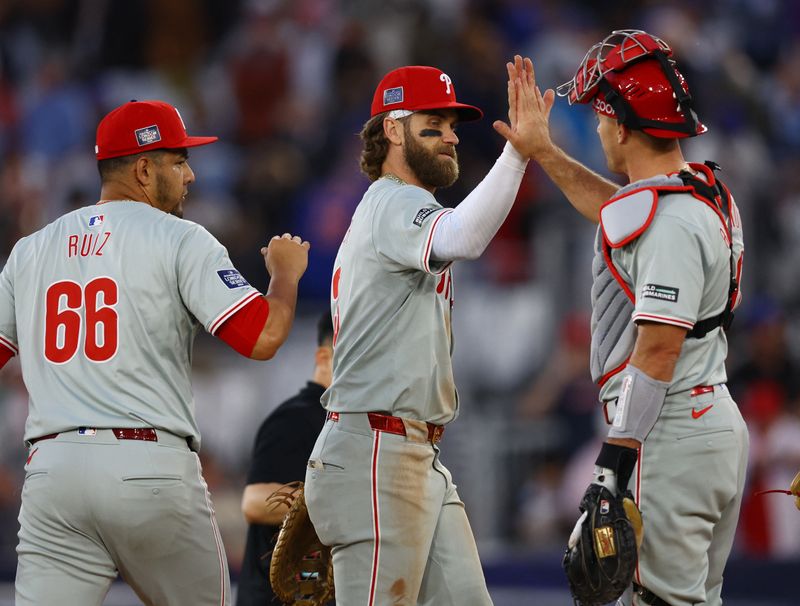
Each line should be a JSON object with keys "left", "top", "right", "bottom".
{"left": 181, "top": 136, "right": 219, "bottom": 149}
{"left": 411, "top": 102, "right": 483, "bottom": 122}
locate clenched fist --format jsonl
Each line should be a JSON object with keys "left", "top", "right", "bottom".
{"left": 262, "top": 233, "right": 310, "bottom": 281}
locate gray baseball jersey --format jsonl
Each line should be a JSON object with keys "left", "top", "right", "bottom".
{"left": 589, "top": 169, "right": 748, "bottom": 606}
{"left": 306, "top": 176, "right": 493, "bottom": 606}
{"left": 324, "top": 177, "right": 458, "bottom": 425}
{"left": 0, "top": 201, "right": 260, "bottom": 449}
{"left": 591, "top": 172, "right": 744, "bottom": 401}
{"left": 8, "top": 200, "right": 261, "bottom": 606}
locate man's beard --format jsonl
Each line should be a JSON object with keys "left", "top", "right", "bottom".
{"left": 156, "top": 173, "right": 184, "bottom": 218}
{"left": 403, "top": 126, "right": 459, "bottom": 189}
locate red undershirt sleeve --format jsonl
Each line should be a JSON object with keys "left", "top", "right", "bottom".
{"left": 0, "top": 344, "right": 14, "bottom": 369}
{"left": 215, "top": 296, "right": 269, "bottom": 357}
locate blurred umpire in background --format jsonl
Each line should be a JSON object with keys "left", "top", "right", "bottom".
{"left": 5, "top": 99, "right": 309, "bottom": 605}
{"left": 236, "top": 312, "right": 333, "bottom": 606}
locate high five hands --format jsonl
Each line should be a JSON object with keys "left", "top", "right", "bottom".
{"left": 493, "top": 55, "right": 556, "bottom": 161}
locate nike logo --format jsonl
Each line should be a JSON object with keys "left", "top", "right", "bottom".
{"left": 692, "top": 405, "right": 714, "bottom": 419}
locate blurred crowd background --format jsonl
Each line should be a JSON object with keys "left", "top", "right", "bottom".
{"left": 0, "top": 0, "right": 799, "bottom": 601}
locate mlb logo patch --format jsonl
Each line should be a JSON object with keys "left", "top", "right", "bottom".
{"left": 88, "top": 215, "right": 104, "bottom": 227}
{"left": 217, "top": 269, "right": 250, "bottom": 289}
{"left": 78, "top": 427, "right": 97, "bottom": 436}
{"left": 600, "top": 500, "right": 610, "bottom": 515}
{"left": 383, "top": 86, "right": 404, "bottom": 106}
{"left": 135, "top": 124, "right": 161, "bottom": 147}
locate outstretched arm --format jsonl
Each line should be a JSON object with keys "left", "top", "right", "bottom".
{"left": 532, "top": 145, "right": 619, "bottom": 224}
{"left": 429, "top": 55, "right": 538, "bottom": 262}
{"left": 495, "top": 56, "right": 619, "bottom": 224}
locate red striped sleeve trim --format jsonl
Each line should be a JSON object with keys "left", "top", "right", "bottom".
{"left": 632, "top": 313, "right": 694, "bottom": 330}
{"left": 422, "top": 209, "right": 454, "bottom": 275}
{"left": 0, "top": 334, "right": 18, "bottom": 355}
{"left": 368, "top": 431, "right": 382, "bottom": 606}
{"left": 209, "top": 291, "right": 262, "bottom": 335}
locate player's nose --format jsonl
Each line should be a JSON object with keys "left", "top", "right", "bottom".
{"left": 184, "top": 163, "right": 196, "bottom": 184}
{"left": 442, "top": 128, "right": 459, "bottom": 145}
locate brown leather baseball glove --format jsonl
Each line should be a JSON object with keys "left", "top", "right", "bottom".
{"left": 267, "top": 482, "right": 334, "bottom": 606}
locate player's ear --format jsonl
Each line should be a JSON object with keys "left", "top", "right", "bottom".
{"left": 133, "top": 154, "right": 155, "bottom": 186}
{"left": 617, "top": 123, "right": 630, "bottom": 145}
{"left": 383, "top": 117, "right": 404, "bottom": 146}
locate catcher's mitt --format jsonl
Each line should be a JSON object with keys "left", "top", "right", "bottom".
{"left": 267, "top": 482, "right": 334, "bottom": 606}
{"left": 562, "top": 483, "right": 643, "bottom": 606}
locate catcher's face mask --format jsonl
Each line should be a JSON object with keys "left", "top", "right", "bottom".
{"left": 557, "top": 29, "right": 707, "bottom": 139}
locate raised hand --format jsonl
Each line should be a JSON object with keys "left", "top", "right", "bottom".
{"left": 493, "top": 55, "right": 557, "bottom": 160}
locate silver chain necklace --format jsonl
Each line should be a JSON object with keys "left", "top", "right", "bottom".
{"left": 382, "top": 173, "right": 407, "bottom": 185}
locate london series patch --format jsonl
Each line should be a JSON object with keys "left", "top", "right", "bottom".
{"left": 413, "top": 208, "right": 437, "bottom": 227}
{"left": 135, "top": 124, "right": 161, "bottom": 147}
{"left": 383, "top": 86, "right": 404, "bottom": 105}
{"left": 641, "top": 284, "right": 679, "bottom": 303}
{"left": 217, "top": 269, "right": 250, "bottom": 289}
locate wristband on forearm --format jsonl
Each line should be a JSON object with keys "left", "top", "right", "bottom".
{"left": 607, "top": 364, "right": 669, "bottom": 443}
{"left": 595, "top": 441, "right": 639, "bottom": 493}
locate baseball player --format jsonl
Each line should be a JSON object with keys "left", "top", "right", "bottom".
{"left": 236, "top": 312, "right": 334, "bottom": 606}
{"left": 303, "top": 62, "right": 544, "bottom": 605}
{"left": 3, "top": 100, "right": 309, "bottom": 606}
{"left": 524, "top": 32, "right": 748, "bottom": 605}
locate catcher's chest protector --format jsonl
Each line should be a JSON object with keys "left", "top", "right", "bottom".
{"left": 590, "top": 163, "right": 740, "bottom": 386}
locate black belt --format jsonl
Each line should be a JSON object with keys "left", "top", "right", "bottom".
{"left": 633, "top": 583, "right": 671, "bottom": 606}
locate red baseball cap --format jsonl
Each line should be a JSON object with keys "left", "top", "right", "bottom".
{"left": 95, "top": 100, "right": 218, "bottom": 160}
{"left": 370, "top": 66, "right": 483, "bottom": 122}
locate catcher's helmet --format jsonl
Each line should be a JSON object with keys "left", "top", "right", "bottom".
{"left": 557, "top": 30, "right": 706, "bottom": 139}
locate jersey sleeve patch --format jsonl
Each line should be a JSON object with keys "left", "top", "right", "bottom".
{"left": 641, "top": 284, "right": 679, "bottom": 303}
{"left": 413, "top": 207, "right": 438, "bottom": 227}
{"left": 600, "top": 188, "right": 658, "bottom": 248}
{"left": 217, "top": 269, "right": 250, "bottom": 289}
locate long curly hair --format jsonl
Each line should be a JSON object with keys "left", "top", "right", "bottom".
{"left": 359, "top": 113, "right": 413, "bottom": 181}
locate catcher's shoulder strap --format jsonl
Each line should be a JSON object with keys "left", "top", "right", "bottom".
{"left": 599, "top": 160, "right": 739, "bottom": 339}
{"left": 675, "top": 161, "right": 739, "bottom": 338}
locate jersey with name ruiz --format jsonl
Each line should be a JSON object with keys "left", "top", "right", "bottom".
{"left": 324, "top": 178, "right": 458, "bottom": 425}
{"left": 0, "top": 201, "right": 261, "bottom": 449}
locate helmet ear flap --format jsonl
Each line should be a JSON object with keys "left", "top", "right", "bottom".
{"left": 650, "top": 50, "right": 702, "bottom": 134}
{"left": 597, "top": 80, "right": 633, "bottom": 129}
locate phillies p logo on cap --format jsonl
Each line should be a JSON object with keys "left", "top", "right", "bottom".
{"left": 370, "top": 66, "right": 483, "bottom": 122}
